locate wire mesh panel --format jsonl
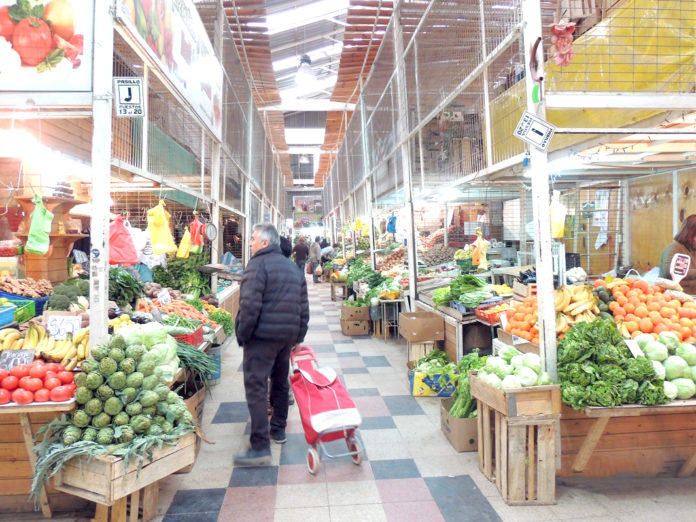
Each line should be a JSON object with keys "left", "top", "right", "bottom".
{"left": 112, "top": 34, "right": 143, "bottom": 170}
{"left": 249, "top": 191, "right": 261, "bottom": 226}
{"left": 222, "top": 155, "right": 243, "bottom": 211}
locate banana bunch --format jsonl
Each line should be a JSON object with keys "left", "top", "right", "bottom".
{"left": 454, "top": 246, "right": 472, "bottom": 260}
{"left": 23, "top": 324, "right": 90, "bottom": 370}
{"left": 555, "top": 285, "right": 601, "bottom": 335}
{"left": 490, "top": 284, "right": 513, "bottom": 295}
{"left": 0, "top": 328, "right": 24, "bottom": 351}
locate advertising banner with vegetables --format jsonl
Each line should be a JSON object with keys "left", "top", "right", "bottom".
{"left": 116, "top": 0, "right": 223, "bottom": 140}
{"left": 0, "top": 0, "right": 93, "bottom": 97}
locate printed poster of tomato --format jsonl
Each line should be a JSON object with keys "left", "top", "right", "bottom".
{"left": 0, "top": 0, "right": 93, "bottom": 92}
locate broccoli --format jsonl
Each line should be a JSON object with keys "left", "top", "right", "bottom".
{"left": 75, "top": 279, "right": 89, "bottom": 297}
{"left": 48, "top": 294, "right": 72, "bottom": 311}
{"left": 53, "top": 284, "right": 79, "bottom": 300}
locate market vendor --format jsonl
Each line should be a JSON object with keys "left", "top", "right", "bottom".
{"left": 659, "top": 214, "right": 696, "bottom": 293}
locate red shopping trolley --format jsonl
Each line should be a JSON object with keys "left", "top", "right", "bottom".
{"left": 290, "top": 345, "right": 363, "bottom": 474}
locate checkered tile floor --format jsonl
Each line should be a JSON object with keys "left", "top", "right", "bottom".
{"left": 150, "top": 279, "right": 696, "bottom": 522}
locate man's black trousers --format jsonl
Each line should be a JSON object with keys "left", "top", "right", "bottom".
{"left": 242, "top": 339, "right": 292, "bottom": 451}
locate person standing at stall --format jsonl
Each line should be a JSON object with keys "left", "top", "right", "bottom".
{"left": 660, "top": 215, "right": 696, "bottom": 294}
{"left": 309, "top": 236, "right": 322, "bottom": 283}
{"left": 291, "top": 237, "right": 309, "bottom": 273}
{"left": 234, "top": 223, "right": 309, "bottom": 466}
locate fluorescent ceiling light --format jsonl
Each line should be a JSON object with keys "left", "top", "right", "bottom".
{"left": 295, "top": 55, "right": 315, "bottom": 89}
{"left": 256, "top": 0, "right": 350, "bottom": 35}
{"left": 285, "top": 128, "right": 326, "bottom": 145}
{"left": 272, "top": 43, "right": 343, "bottom": 72}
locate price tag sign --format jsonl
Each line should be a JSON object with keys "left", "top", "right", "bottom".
{"left": 499, "top": 313, "right": 508, "bottom": 331}
{"left": 513, "top": 111, "right": 556, "bottom": 152}
{"left": 670, "top": 253, "right": 691, "bottom": 285}
{"left": 45, "top": 313, "right": 82, "bottom": 341}
{"left": 157, "top": 289, "right": 172, "bottom": 305}
{"left": 624, "top": 339, "right": 645, "bottom": 358}
{"left": 0, "top": 349, "right": 35, "bottom": 371}
{"left": 511, "top": 334, "right": 527, "bottom": 345}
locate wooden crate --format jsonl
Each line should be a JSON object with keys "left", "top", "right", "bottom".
{"left": 407, "top": 341, "right": 436, "bottom": 363}
{"left": 477, "top": 401, "right": 559, "bottom": 505}
{"left": 469, "top": 371, "right": 561, "bottom": 417}
{"left": 176, "top": 386, "right": 206, "bottom": 474}
{"left": 54, "top": 432, "right": 196, "bottom": 506}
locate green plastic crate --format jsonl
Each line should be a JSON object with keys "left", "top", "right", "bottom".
{"left": 9, "top": 299, "right": 35, "bottom": 324}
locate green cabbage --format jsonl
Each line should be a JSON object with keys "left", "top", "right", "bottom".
{"left": 510, "top": 355, "right": 524, "bottom": 368}
{"left": 643, "top": 341, "right": 668, "bottom": 362}
{"left": 676, "top": 343, "right": 696, "bottom": 365}
{"left": 651, "top": 360, "right": 666, "bottom": 380}
{"left": 620, "top": 379, "right": 639, "bottom": 404}
{"left": 658, "top": 331, "right": 681, "bottom": 354}
{"left": 141, "top": 322, "right": 169, "bottom": 348}
{"left": 498, "top": 345, "right": 522, "bottom": 364}
{"left": 514, "top": 366, "right": 538, "bottom": 387}
{"left": 117, "top": 325, "right": 144, "bottom": 347}
{"left": 536, "top": 371, "right": 552, "bottom": 385}
{"left": 664, "top": 355, "right": 689, "bottom": 380}
{"left": 635, "top": 333, "right": 655, "bottom": 350}
{"left": 663, "top": 380, "right": 678, "bottom": 400}
{"left": 670, "top": 378, "right": 696, "bottom": 399}
{"left": 521, "top": 353, "right": 542, "bottom": 375}
{"left": 501, "top": 375, "right": 523, "bottom": 389}
{"left": 690, "top": 366, "right": 696, "bottom": 382}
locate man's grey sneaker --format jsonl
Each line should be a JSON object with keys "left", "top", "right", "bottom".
{"left": 270, "top": 430, "right": 287, "bottom": 444}
{"left": 233, "top": 448, "right": 272, "bottom": 467}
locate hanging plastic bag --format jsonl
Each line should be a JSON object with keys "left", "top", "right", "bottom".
{"left": 147, "top": 200, "right": 177, "bottom": 255}
{"left": 550, "top": 194, "right": 568, "bottom": 239}
{"left": 315, "top": 264, "right": 323, "bottom": 276}
{"left": 25, "top": 195, "right": 54, "bottom": 255}
{"left": 109, "top": 215, "right": 140, "bottom": 265}
{"left": 189, "top": 214, "right": 204, "bottom": 254}
{"left": 125, "top": 220, "right": 147, "bottom": 259}
{"left": 177, "top": 228, "right": 192, "bottom": 259}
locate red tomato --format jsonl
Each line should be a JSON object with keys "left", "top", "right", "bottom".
{"left": 34, "top": 389, "right": 50, "bottom": 402}
{"left": 0, "top": 369, "right": 8, "bottom": 381}
{"left": 50, "top": 385, "right": 73, "bottom": 402}
{"left": 56, "top": 371, "right": 74, "bottom": 384}
{"left": 12, "top": 388, "right": 33, "bottom": 404}
{"left": 29, "top": 365, "right": 47, "bottom": 379}
{"left": 19, "top": 377, "right": 43, "bottom": 393}
{"left": 12, "top": 17, "right": 52, "bottom": 66}
{"left": 44, "top": 371, "right": 57, "bottom": 381}
{"left": 0, "top": 6, "right": 14, "bottom": 41}
{"left": 44, "top": 363, "right": 62, "bottom": 373}
{"left": 31, "top": 359, "right": 46, "bottom": 365}
{"left": 64, "top": 383, "right": 76, "bottom": 394}
{"left": 1, "top": 375, "right": 19, "bottom": 391}
{"left": 43, "top": 377, "right": 62, "bottom": 390}
{"left": 0, "top": 388, "right": 10, "bottom": 404}
{"left": 10, "top": 364, "right": 30, "bottom": 379}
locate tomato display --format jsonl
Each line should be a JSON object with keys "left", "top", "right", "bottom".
{"left": 50, "top": 386, "right": 72, "bottom": 402}
{"left": 0, "top": 388, "right": 10, "bottom": 405}
{"left": 12, "top": 17, "right": 52, "bottom": 66}
{"left": 11, "top": 388, "right": 33, "bottom": 405}
{"left": 0, "top": 360, "right": 75, "bottom": 405}
{"left": 10, "top": 364, "right": 30, "bottom": 379}
{"left": 1, "top": 375, "right": 19, "bottom": 391}
{"left": 0, "top": 6, "right": 14, "bottom": 40}
{"left": 34, "top": 389, "right": 50, "bottom": 402}
{"left": 29, "top": 365, "right": 47, "bottom": 379}
{"left": 56, "top": 371, "right": 74, "bottom": 384}
{"left": 43, "top": 377, "right": 61, "bottom": 390}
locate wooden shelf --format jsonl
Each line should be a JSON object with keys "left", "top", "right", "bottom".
{"left": 16, "top": 233, "right": 88, "bottom": 239}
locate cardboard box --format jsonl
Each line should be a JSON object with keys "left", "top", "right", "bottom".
{"left": 340, "top": 320, "right": 370, "bottom": 336}
{"left": 407, "top": 361, "right": 456, "bottom": 397}
{"left": 341, "top": 303, "right": 370, "bottom": 321}
{"left": 407, "top": 341, "right": 436, "bottom": 363}
{"left": 513, "top": 280, "right": 537, "bottom": 299}
{"left": 496, "top": 328, "right": 539, "bottom": 354}
{"left": 462, "top": 322, "right": 492, "bottom": 352}
{"left": 440, "top": 397, "right": 478, "bottom": 452}
{"left": 399, "top": 311, "right": 445, "bottom": 342}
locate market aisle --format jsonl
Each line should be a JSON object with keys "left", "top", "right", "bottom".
{"left": 147, "top": 279, "right": 696, "bottom": 522}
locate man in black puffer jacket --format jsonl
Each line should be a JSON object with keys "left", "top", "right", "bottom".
{"left": 234, "top": 223, "right": 309, "bottom": 467}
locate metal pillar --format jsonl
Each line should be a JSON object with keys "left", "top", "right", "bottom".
{"left": 393, "top": 0, "right": 419, "bottom": 305}
{"left": 243, "top": 100, "right": 254, "bottom": 265}
{"left": 211, "top": 141, "right": 221, "bottom": 290}
{"left": 478, "top": 0, "right": 494, "bottom": 168}
{"left": 522, "top": 0, "right": 555, "bottom": 377}
{"left": 89, "top": 2, "right": 115, "bottom": 347}
{"left": 366, "top": 180, "right": 377, "bottom": 270}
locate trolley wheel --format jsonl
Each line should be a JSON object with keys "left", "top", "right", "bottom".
{"left": 306, "top": 447, "right": 320, "bottom": 475}
{"left": 346, "top": 436, "right": 363, "bottom": 465}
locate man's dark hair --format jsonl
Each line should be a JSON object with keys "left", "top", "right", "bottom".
{"left": 675, "top": 215, "right": 696, "bottom": 247}
{"left": 279, "top": 236, "right": 292, "bottom": 258}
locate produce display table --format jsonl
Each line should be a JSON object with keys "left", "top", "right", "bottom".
{"left": 560, "top": 401, "right": 696, "bottom": 478}
{"left": 330, "top": 282, "right": 348, "bottom": 301}
{"left": 0, "top": 401, "right": 78, "bottom": 517}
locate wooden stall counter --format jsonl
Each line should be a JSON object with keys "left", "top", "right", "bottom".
{"left": 0, "top": 400, "right": 90, "bottom": 517}
{"left": 560, "top": 400, "right": 696, "bottom": 478}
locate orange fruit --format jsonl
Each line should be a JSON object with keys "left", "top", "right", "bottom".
{"left": 625, "top": 313, "right": 639, "bottom": 323}
{"left": 647, "top": 301, "right": 661, "bottom": 312}
{"left": 625, "top": 277, "right": 636, "bottom": 285}
{"left": 609, "top": 301, "right": 620, "bottom": 312}
{"left": 660, "top": 307, "right": 675, "bottom": 319}
{"left": 623, "top": 303, "right": 636, "bottom": 314}
{"left": 638, "top": 294, "right": 648, "bottom": 303}
{"left": 613, "top": 307, "right": 626, "bottom": 317}
{"left": 625, "top": 321, "right": 639, "bottom": 333}
{"left": 634, "top": 305, "right": 649, "bottom": 318}
{"left": 594, "top": 280, "right": 607, "bottom": 288}
{"left": 654, "top": 323, "right": 668, "bottom": 334}
{"left": 633, "top": 280, "right": 650, "bottom": 294}
{"left": 639, "top": 317, "right": 653, "bottom": 333}
{"left": 648, "top": 311, "right": 662, "bottom": 323}
{"left": 616, "top": 295, "right": 628, "bottom": 306}
{"left": 681, "top": 326, "right": 692, "bottom": 340}
{"left": 680, "top": 318, "right": 693, "bottom": 328}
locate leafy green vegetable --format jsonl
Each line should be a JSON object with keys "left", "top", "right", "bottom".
{"left": 637, "top": 379, "right": 668, "bottom": 405}
{"left": 153, "top": 253, "right": 211, "bottom": 298}
{"left": 185, "top": 298, "right": 204, "bottom": 311}
{"left": 109, "top": 268, "right": 144, "bottom": 308}
{"left": 626, "top": 357, "right": 655, "bottom": 382}
{"left": 209, "top": 311, "right": 234, "bottom": 335}
{"left": 432, "top": 287, "right": 451, "bottom": 308}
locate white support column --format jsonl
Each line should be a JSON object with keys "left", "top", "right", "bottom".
{"left": 243, "top": 101, "right": 254, "bottom": 266}
{"left": 621, "top": 180, "right": 631, "bottom": 266}
{"left": 200, "top": 130, "right": 205, "bottom": 195}
{"left": 89, "top": 2, "right": 115, "bottom": 347}
{"left": 522, "top": 0, "right": 555, "bottom": 377}
{"left": 673, "top": 170, "right": 679, "bottom": 236}
{"left": 339, "top": 206, "right": 346, "bottom": 260}
{"left": 393, "top": 0, "right": 419, "bottom": 304}
{"left": 366, "top": 180, "right": 377, "bottom": 270}
{"left": 443, "top": 202, "right": 448, "bottom": 246}
{"left": 141, "top": 65, "right": 149, "bottom": 173}
{"left": 211, "top": 141, "right": 221, "bottom": 291}
{"left": 414, "top": 40, "right": 425, "bottom": 191}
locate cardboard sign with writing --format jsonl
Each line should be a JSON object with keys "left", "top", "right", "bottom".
{"left": 670, "top": 253, "right": 691, "bottom": 285}
{"left": 45, "top": 312, "right": 82, "bottom": 341}
{"left": 157, "top": 289, "right": 172, "bottom": 305}
{"left": 0, "top": 349, "right": 35, "bottom": 371}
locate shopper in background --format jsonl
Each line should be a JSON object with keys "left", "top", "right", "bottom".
{"left": 321, "top": 242, "right": 338, "bottom": 264}
{"left": 279, "top": 236, "right": 292, "bottom": 258}
{"left": 291, "top": 237, "right": 309, "bottom": 272}
{"left": 320, "top": 237, "right": 329, "bottom": 248}
{"left": 309, "top": 236, "right": 322, "bottom": 283}
{"left": 660, "top": 214, "right": 696, "bottom": 294}
{"left": 234, "top": 223, "right": 309, "bottom": 466}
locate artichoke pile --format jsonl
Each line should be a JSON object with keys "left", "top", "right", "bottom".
{"left": 65, "top": 333, "right": 194, "bottom": 446}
